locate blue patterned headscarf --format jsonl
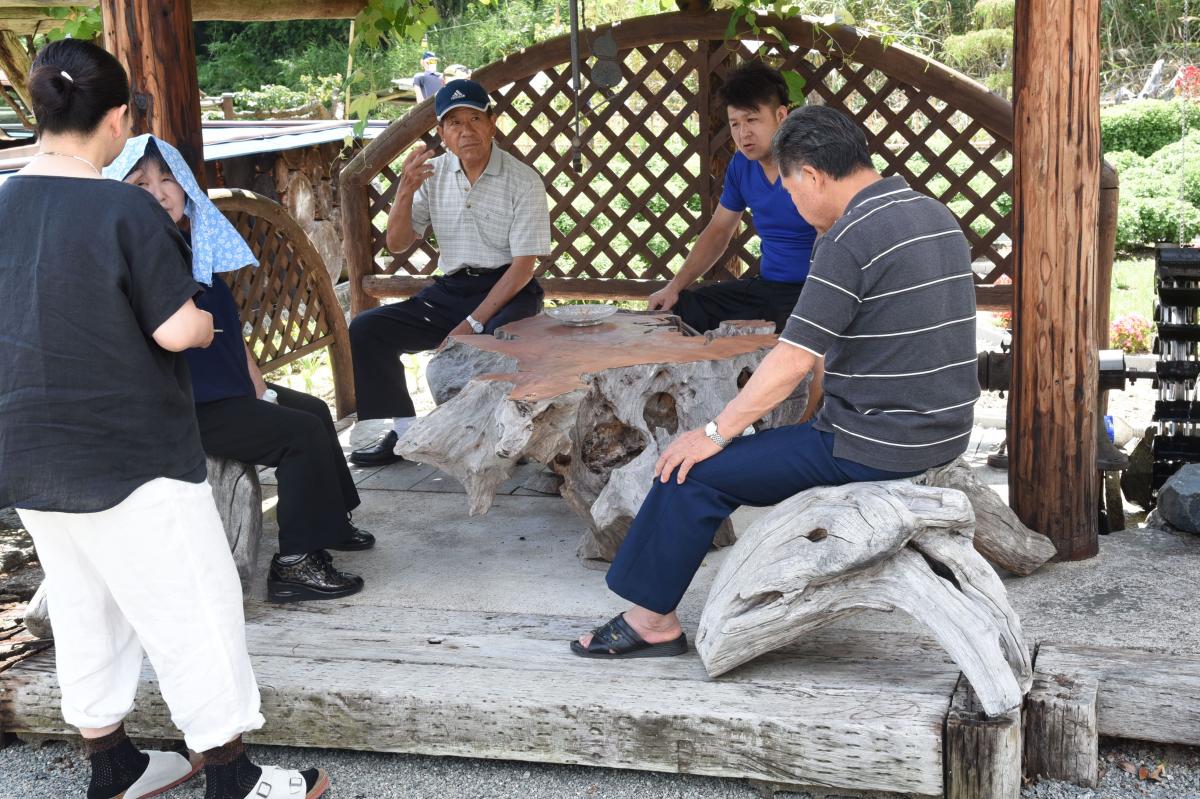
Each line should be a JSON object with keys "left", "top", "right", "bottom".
{"left": 104, "top": 134, "right": 258, "bottom": 286}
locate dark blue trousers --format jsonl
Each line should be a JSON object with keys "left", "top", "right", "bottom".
{"left": 349, "top": 266, "right": 543, "bottom": 420}
{"left": 605, "top": 422, "right": 922, "bottom": 614}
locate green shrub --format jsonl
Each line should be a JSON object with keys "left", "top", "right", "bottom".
{"left": 1116, "top": 196, "right": 1200, "bottom": 250}
{"left": 1104, "top": 149, "right": 1145, "bottom": 173}
{"left": 1101, "top": 100, "right": 1200, "bottom": 157}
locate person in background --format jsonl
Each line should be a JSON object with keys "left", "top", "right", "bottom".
{"left": 413, "top": 51, "right": 444, "bottom": 102}
{"left": 106, "top": 134, "right": 372, "bottom": 604}
{"left": 0, "top": 39, "right": 329, "bottom": 799}
{"left": 647, "top": 62, "right": 818, "bottom": 333}
{"left": 348, "top": 79, "right": 550, "bottom": 466}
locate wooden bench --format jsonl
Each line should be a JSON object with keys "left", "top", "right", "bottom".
{"left": 696, "top": 460, "right": 1056, "bottom": 713}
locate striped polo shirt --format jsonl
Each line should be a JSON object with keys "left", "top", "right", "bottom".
{"left": 780, "top": 176, "right": 980, "bottom": 472}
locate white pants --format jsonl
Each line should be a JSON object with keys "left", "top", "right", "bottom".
{"left": 18, "top": 478, "right": 265, "bottom": 752}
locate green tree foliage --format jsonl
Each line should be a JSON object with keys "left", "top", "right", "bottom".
{"left": 941, "top": 0, "right": 1012, "bottom": 95}
{"left": 195, "top": 21, "right": 352, "bottom": 94}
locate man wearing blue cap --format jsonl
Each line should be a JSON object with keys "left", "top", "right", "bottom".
{"left": 349, "top": 79, "right": 552, "bottom": 465}
{"left": 412, "top": 51, "right": 443, "bottom": 102}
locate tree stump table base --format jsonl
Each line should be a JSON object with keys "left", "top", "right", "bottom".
{"left": 399, "top": 313, "right": 807, "bottom": 561}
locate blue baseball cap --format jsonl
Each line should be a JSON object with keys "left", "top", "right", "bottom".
{"left": 435, "top": 79, "right": 491, "bottom": 120}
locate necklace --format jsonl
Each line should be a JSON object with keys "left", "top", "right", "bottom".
{"left": 34, "top": 151, "right": 102, "bottom": 177}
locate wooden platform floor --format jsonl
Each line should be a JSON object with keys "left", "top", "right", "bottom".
{"left": 4, "top": 422, "right": 1200, "bottom": 797}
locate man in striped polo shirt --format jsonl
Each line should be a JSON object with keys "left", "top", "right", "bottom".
{"left": 572, "top": 105, "right": 980, "bottom": 659}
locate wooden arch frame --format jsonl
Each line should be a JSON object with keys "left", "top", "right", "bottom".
{"left": 341, "top": 10, "right": 1115, "bottom": 319}
{"left": 210, "top": 188, "right": 357, "bottom": 419}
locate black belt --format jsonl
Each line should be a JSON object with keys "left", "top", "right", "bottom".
{"left": 457, "top": 264, "right": 510, "bottom": 278}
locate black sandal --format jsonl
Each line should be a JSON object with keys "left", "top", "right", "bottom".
{"left": 570, "top": 613, "right": 688, "bottom": 659}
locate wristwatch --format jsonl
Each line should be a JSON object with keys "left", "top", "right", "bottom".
{"left": 465, "top": 314, "right": 484, "bottom": 334}
{"left": 704, "top": 421, "right": 730, "bottom": 449}
{"left": 705, "top": 420, "right": 756, "bottom": 449}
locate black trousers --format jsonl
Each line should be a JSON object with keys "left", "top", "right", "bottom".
{"left": 673, "top": 276, "right": 805, "bottom": 334}
{"left": 196, "top": 384, "right": 360, "bottom": 556}
{"left": 349, "top": 267, "right": 544, "bottom": 420}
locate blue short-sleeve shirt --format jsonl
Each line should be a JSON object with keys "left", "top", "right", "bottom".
{"left": 719, "top": 151, "right": 817, "bottom": 283}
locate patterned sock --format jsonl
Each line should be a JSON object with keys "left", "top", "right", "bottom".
{"left": 83, "top": 725, "right": 149, "bottom": 799}
{"left": 202, "top": 738, "right": 262, "bottom": 799}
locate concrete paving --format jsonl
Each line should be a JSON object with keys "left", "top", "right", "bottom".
{"left": 247, "top": 419, "right": 1200, "bottom": 658}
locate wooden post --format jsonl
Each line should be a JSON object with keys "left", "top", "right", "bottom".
{"left": 1009, "top": 0, "right": 1102, "bottom": 561}
{"left": 100, "top": 0, "right": 205, "bottom": 187}
{"left": 1023, "top": 670, "right": 1099, "bottom": 787}
{"left": 944, "top": 676, "right": 1022, "bottom": 799}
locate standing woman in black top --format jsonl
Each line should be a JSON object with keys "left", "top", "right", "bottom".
{"left": 0, "top": 40, "right": 328, "bottom": 799}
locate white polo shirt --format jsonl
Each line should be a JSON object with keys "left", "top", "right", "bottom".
{"left": 410, "top": 144, "right": 552, "bottom": 275}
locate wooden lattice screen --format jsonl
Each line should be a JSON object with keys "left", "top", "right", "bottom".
{"left": 210, "top": 188, "right": 356, "bottom": 418}
{"left": 342, "top": 12, "right": 1045, "bottom": 315}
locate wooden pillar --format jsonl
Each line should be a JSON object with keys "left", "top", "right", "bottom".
{"left": 1009, "top": 0, "right": 1102, "bottom": 561}
{"left": 944, "top": 676, "right": 1022, "bottom": 799}
{"left": 100, "top": 0, "right": 205, "bottom": 187}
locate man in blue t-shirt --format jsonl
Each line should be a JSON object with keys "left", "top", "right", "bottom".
{"left": 647, "top": 62, "right": 817, "bottom": 333}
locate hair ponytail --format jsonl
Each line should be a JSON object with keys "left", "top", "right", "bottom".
{"left": 28, "top": 39, "right": 129, "bottom": 136}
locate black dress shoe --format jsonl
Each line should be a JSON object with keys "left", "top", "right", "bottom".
{"left": 267, "top": 551, "right": 364, "bottom": 603}
{"left": 328, "top": 522, "right": 375, "bottom": 551}
{"left": 349, "top": 430, "right": 402, "bottom": 466}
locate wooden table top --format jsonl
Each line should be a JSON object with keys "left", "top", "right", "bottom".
{"left": 449, "top": 311, "right": 778, "bottom": 402}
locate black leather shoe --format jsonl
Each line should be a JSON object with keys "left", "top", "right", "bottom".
{"left": 267, "top": 551, "right": 364, "bottom": 603}
{"left": 328, "top": 522, "right": 375, "bottom": 551}
{"left": 349, "top": 430, "right": 402, "bottom": 466}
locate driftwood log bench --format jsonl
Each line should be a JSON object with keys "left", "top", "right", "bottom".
{"left": 696, "top": 480, "right": 1043, "bottom": 716}
{"left": 398, "top": 311, "right": 808, "bottom": 561}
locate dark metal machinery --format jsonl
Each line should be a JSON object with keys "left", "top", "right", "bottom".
{"left": 976, "top": 244, "right": 1200, "bottom": 509}
{"left": 1150, "top": 244, "right": 1200, "bottom": 497}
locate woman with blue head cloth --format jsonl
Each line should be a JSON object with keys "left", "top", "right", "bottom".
{"left": 0, "top": 39, "right": 330, "bottom": 799}
{"left": 106, "top": 134, "right": 373, "bottom": 604}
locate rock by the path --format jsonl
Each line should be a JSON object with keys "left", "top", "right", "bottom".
{"left": 1121, "top": 427, "right": 1155, "bottom": 510}
{"left": 1155, "top": 463, "right": 1200, "bottom": 533}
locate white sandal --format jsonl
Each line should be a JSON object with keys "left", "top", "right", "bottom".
{"left": 240, "top": 765, "right": 329, "bottom": 799}
{"left": 120, "top": 750, "right": 202, "bottom": 799}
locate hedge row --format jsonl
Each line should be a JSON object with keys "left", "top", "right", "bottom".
{"left": 1110, "top": 128, "right": 1200, "bottom": 249}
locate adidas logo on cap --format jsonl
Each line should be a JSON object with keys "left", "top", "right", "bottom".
{"left": 451, "top": 90, "right": 466, "bottom": 99}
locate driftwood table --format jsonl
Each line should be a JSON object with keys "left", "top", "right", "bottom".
{"left": 398, "top": 312, "right": 808, "bottom": 561}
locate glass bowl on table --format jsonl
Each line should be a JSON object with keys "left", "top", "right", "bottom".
{"left": 544, "top": 303, "right": 619, "bottom": 327}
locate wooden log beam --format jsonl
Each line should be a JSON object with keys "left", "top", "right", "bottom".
{"left": 945, "top": 676, "right": 1022, "bottom": 799}
{"left": 101, "top": 0, "right": 205, "bottom": 185}
{"left": 361, "top": 274, "right": 1014, "bottom": 308}
{"left": 1023, "top": 669, "right": 1099, "bottom": 787}
{"left": 0, "top": 0, "right": 364, "bottom": 33}
{"left": 1009, "top": 0, "right": 1101, "bottom": 561}
{"left": 1035, "top": 644, "right": 1200, "bottom": 747}
{"left": 0, "top": 30, "right": 31, "bottom": 109}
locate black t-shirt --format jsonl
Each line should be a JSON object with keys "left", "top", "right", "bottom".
{"left": 0, "top": 175, "right": 207, "bottom": 513}
{"left": 187, "top": 275, "right": 255, "bottom": 404}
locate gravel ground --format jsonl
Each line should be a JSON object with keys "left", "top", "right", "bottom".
{"left": 1, "top": 736, "right": 1199, "bottom": 799}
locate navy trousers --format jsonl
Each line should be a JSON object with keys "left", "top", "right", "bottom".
{"left": 349, "top": 266, "right": 544, "bottom": 420}
{"left": 673, "top": 276, "right": 805, "bottom": 333}
{"left": 605, "top": 422, "right": 922, "bottom": 614}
